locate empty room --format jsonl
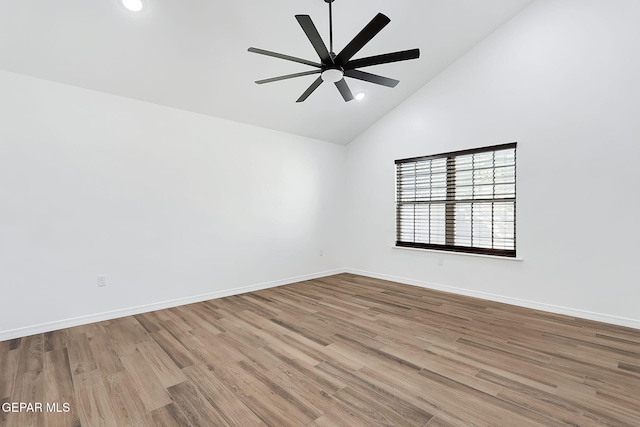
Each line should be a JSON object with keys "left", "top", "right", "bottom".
{"left": 1, "top": 0, "right": 639, "bottom": 426}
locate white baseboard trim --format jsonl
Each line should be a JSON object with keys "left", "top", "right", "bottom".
{"left": 5, "top": 267, "right": 636, "bottom": 341}
{"left": 345, "top": 268, "right": 640, "bottom": 330}
{"left": 0, "top": 268, "right": 347, "bottom": 342}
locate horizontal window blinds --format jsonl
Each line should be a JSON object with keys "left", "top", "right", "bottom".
{"left": 396, "top": 143, "right": 517, "bottom": 257}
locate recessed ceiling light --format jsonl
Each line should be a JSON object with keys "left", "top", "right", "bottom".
{"left": 355, "top": 93, "right": 366, "bottom": 101}
{"left": 122, "top": 0, "right": 144, "bottom": 12}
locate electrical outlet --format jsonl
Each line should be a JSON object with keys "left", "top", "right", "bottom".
{"left": 97, "top": 275, "right": 107, "bottom": 287}
{"left": 319, "top": 250, "right": 324, "bottom": 257}
{"left": 437, "top": 257, "right": 444, "bottom": 266}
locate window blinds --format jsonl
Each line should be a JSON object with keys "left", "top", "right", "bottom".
{"left": 395, "top": 143, "right": 517, "bottom": 257}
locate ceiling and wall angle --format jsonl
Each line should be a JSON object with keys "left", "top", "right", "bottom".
{"left": 1, "top": 0, "right": 639, "bottom": 341}
{"left": 0, "top": 0, "right": 534, "bottom": 145}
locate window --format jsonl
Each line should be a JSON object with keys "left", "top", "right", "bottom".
{"left": 395, "top": 142, "right": 517, "bottom": 257}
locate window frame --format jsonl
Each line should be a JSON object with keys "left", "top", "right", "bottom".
{"left": 395, "top": 142, "right": 517, "bottom": 258}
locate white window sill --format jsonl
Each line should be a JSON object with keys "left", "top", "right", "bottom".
{"left": 392, "top": 245, "right": 523, "bottom": 261}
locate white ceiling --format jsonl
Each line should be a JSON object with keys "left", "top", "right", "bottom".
{"left": 0, "top": 0, "right": 534, "bottom": 145}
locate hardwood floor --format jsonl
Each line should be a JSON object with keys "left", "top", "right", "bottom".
{"left": 1, "top": 273, "right": 639, "bottom": 426}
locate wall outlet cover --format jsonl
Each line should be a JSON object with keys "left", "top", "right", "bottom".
{"left": 97, "top": 275, "right": 107, "bottom": 287}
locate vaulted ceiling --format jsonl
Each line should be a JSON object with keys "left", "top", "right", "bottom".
{"left": 0, "top": 0, "right": 534, "bottom": 144}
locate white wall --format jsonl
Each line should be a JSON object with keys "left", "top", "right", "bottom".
{"left": 0, "top": 70, "right": 346, "bottom": 340}
{"left": 345, "top": 0, "right": 640, "bottom": 328}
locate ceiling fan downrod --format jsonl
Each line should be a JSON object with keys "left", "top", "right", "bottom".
{"left": 327, "top": 0, "right": 334, "bottom": 56}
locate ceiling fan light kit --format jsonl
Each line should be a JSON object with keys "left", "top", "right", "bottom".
{"left": 321, "top": 69, "right": 344, "bottom": 83}
{"left": 248, "top": 0, "right": 420, "bottom": 103}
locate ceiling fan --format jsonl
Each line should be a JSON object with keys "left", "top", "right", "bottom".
{"left": 248, "top": 0, "right": 420, "bottom": 103}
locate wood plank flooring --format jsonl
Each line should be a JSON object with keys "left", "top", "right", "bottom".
{"left": 1, "top": 273, "right": 639, "bottom": 426}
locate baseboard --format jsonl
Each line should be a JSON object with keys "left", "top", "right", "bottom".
{"left": 0, "top": 268, "right": 347, "bottom": 342}
{"left": 345, "top": 268, "right": 640, "bottom": 330}
{"left": 5, "top": 267, "right": 636, "bottom": 341}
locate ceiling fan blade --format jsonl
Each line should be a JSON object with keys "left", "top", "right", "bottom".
{"left": 248, "top": 47, "right": 321, "bottom": 68}
{"left": 344, "top": 69, "right": 399, "bottom": 88}
{"left": 334, "top": 13, "right": 391, "bottom": 66}
{"left": 345, "top": 48, "right": 420, "bottom": 70}
{"left": 295, "top": 15, "right": 332, "bottom": 63}
{"left": 296, "top": 76, "right": 324, "bottom": 103}
{"left": 255, "top": 70, "right": 321, "bottom": 84}
{"left": 335, "top": 78, "right": 354, "bottom": 102}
